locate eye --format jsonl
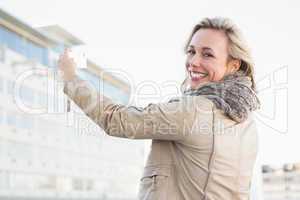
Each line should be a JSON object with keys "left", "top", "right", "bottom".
{"left": 186, "top": 49, "right": 195, "bottom": 55}
{"left": 202, "top": 52, "right": 214, "bottom": 58}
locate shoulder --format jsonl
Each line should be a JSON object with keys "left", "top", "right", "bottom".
{"left": 179, "top": 95, "right": 215, "bottom": 112}
{"left": 161, "top": 95, "right": 215, "bottom": 124}
{"left": 154, "top": 95, "right": 214, "bottom": 120}
{"left": 167, "top": 95, "right": 214, "bottom": 109}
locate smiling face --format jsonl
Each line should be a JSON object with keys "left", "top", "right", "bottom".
{"left": 185, "top": 28, "right": 239, "bottom": 90}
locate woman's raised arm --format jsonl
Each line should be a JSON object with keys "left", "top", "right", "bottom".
{"left": 63, "top": 76, "right": 214, "bottom": 141}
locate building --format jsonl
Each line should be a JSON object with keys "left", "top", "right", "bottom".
{"left": 0, "top": 8, "right": 145, "bottom": 200}
{"left": 262, "top": 163, "right": 300, "bottom": 200}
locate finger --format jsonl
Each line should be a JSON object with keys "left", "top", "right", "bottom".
{"left": 62, "top": 49, "right": 68, "bottom": 58}
{"left": 63, "top": 50, "right": 67, "bottom": 57}
{"left": 58, "top": 57, "right": 64, "bottom": 65}
{"left": 58, "top": 57, "right": 66, "bottom": 67}
{"left": 58, "top": 56, "right": 64, "bottom": 64}
{"left": 58, "top": 61, "right": 63, "bottom": 70}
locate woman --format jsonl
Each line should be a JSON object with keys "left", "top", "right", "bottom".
{"left": 58, "top": 17, "right": 260, "bottom": 200}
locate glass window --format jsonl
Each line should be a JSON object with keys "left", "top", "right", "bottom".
{"left": 0, "top": 26, "right": 49, "bottom": 67}
{"left": 6, "top": 111, "right": 16, "bottom": 127}
{"left": 20, "top": 85, "right": 35, "bottom": 104}
{"left": 52, "top": 44, "right": 64, "bottom": 54}
{"left": 6, "top": 80, "right": 14, "bottom": 96}
{"left": 10, "top": 172, "right": 32, "bottom": 190}
{"left": 0, "top": 139, "right": 9, "bottom": 159}
{"left": 0, "top": 75, "right": 3, "bottom": 92}
{"left": 72, "top": 178, "right": 84, "bottom": 191}
{"left": 36, "top": 91, "right": 47, "bottom": 107}
{"left": 77, "top": 69, "right": 130, "bottom": 104}
{"left": 0, "top": 170, "right": 9, "bottom": 189}
{"left": 18, "top": 113, "right": 34, "bottom": 130}
{"left": 0, "top": 45, "right": 5, "bottom": 63}
{"left": 7, "top": 141, "right": 33, "bottom": 161}
{"left": 86, "top": 179, "right": 94, "bottom": 191}
{"left": 0, "top": 107, "right": 3, "bottom": 124}
{"left": 48, "top": 49, "right": 59, "bottom": 68}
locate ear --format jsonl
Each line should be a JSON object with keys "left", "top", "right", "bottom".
{"left": 227, "top": 59, "right": 241, "bottom": 73}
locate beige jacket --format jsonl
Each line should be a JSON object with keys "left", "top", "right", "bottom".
{"left": 63, "top": 76, "right": 258, "bottom": 200}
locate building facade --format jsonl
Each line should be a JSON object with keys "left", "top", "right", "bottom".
{"left": 262, "top": 163, "right": 300, "bottom": 200}
{"left": 0, "top": 8, "right": 144, "bottom": 200}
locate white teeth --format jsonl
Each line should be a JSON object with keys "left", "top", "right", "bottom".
{"left": 191, "top": 72, "right": 200, "bottom": 78}
{"left": 190, "top": 71, "right": 208, "bottom": 78}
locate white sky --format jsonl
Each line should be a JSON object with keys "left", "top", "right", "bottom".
{"left": 0, "top": 0, "right": 299, "bottom": 166}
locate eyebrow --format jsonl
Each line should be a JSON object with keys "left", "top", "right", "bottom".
{"left": 188, "top": 45, "right": 214, "bottom": 52}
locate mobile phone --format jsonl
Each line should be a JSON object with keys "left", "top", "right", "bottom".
{"left": 69, "top": 45, "right": 87, "bottom": 69}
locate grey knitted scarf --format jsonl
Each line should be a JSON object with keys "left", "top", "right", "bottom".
{"left": 183, "top": 71, "right": 260, "bottom": 123}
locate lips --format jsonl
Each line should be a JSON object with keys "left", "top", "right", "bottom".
{"left": 189, "top": 71, "right": 208, "bottom": 81}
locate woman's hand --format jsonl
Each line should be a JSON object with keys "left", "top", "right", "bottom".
{"left": 58, "top": 48, "right": 76, "bottom": 81}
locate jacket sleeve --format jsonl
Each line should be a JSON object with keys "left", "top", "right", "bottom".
{"left": 63, "top": 76, "right": 213, "bottom": 141}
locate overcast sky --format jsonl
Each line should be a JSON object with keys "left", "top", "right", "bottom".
{"left": 0, "top": 0, "right": 299, "bottom": 165}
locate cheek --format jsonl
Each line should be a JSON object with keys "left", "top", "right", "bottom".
{"left": 206, "top": 64, "right": 227, "bottom": 81}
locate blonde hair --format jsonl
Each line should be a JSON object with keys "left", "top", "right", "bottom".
{"left": 181, "top": 17, "right": 256, "bottom": 92}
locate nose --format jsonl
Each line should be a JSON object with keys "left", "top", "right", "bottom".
{"left": 187, "top": 55, "right": 202, "bottom": 71}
